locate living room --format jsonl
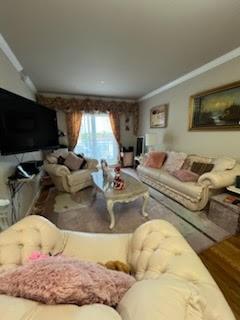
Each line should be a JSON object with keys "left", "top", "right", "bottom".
{"left": 0, "top": 1, "right": 240, "bottom": 319}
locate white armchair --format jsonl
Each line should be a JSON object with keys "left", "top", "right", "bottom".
{"left": 0, "top": 215, "right": 235, "bottom": 320}
{"left": 44, "top": 154, "right": 98, "bottom": 193}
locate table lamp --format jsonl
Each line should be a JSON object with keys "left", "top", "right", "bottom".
{"left": 145, "top": 133, "right": 159, "bottom": 152}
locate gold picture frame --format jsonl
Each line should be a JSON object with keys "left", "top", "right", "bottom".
{"left": 189, "top": 81, "right": 240, "bottom": 131}
{"left": 150, "top": 104, "right": 168, "bottom": 128}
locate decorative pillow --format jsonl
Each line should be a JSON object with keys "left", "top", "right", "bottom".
{"left": 144, "top": 152, "right": 167, "bottom": 169}
{"left": 212, "top": 157, "right": 236, "bottom": 171}
{"left": 76, "top": 154, "right": 87, "bottom": 169}
{"left": 172, "top": 169, "right": 199, "bottom": 182}
{"left": 0, "top": 257, "right": 135, "bottom": 306}
{"left": 164, "top": 151, "right": 187, "bottom": 173}
{"left": 182, "top": 154, "right": 212, "bottom": 170}
{"left": 64, "top": 152, "right": 84, "bottom": 171}
{"left": 57, "top": 155, "right": 66, "bottom": 165}
{"left": 191, "top": 162, "right": 214, "bottom": 175}
{"left": 46, "top": 154, "right": 58, "bottom": 164}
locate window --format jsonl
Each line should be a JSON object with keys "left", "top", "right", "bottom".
{"left": 75, "top": 113, "right": 119, "bottom": 165}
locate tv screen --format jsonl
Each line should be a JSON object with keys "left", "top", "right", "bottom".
{"left": 0, "top": 88, "right": 60, "bottom": 155}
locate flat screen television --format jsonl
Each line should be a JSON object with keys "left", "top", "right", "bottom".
{"left": 0, "top": 88, "right": 60, "bottom": 155}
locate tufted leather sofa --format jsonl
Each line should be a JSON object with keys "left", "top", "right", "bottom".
{"left": 0, "top": 215, "right": 235, "bottom": 320}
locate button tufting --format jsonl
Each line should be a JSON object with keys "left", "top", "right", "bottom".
{"left": 174, "top": 251, "right": 182, "bottom": 256}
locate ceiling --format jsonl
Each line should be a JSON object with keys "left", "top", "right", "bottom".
{"left": 1, "top": 0, "right": 240, "bottom": 99}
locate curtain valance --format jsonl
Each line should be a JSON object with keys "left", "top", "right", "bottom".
{"left": 36, "top": 95, "right": 139, "bottom": 135}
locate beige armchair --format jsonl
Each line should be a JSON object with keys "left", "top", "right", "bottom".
{"left": 0, "top": 215, "right": 235, "bottom": 320}
{"left": 44, "top": 157, "right": 98, "bottom": 193}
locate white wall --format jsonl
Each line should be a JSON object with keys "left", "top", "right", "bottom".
{"left": 139, "top": 56, "right": 240, "bottom": 160}
{"left": 120, "top": 114, "right": 136, "bottom": 149}
{"left": 0, "top": 48, "right": 41, "bottom": 224}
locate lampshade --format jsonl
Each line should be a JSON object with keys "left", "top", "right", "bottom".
{"left": 145, "top": 133, "right": 162, "bottom": 146}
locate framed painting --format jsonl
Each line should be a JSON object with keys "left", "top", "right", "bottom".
{"left": 150, "top": 104, "right": 168, "bottom": 128}
{"left": 189, "top": 81, "right": 240, "bottom": 131}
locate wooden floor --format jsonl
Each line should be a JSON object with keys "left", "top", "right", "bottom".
{"left": 199, "top": 234, "right": 240, "bottom": 319}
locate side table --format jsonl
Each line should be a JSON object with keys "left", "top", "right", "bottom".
{"left": 208, "top": 193, "right": 240, "bottom": 234}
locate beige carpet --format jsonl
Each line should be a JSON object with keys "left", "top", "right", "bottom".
{"left": 35, "top": 186, "right": 224, "bottom": 253}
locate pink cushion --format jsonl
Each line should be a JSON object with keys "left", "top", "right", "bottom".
{"left": 0, "top": 257, "right": 135, "bottom": 306}
{"left": 64, "top": 152, "right": 84, "bottom": 171}
{"left": 172, "top": 169, "right": 199, "bottom": 182}
{"left": 144, "top": 152, "right": 167, "bottom": 169}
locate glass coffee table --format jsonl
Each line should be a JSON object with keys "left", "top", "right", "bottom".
{"left": 91, "top": 170, "right": 149, "bottom": 229}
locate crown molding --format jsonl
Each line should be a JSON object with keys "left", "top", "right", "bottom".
{"left": 139, "top": 46, "right": 240, "bottom": 102}
{"left": 0, "top": 33, "right": 36, "bottom": 93}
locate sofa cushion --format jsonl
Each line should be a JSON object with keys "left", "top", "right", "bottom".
{"left": 172, "top": 169, "right": 199, "bottom": 182}
{"left": 163, "top": 151, "right": 187, "bottom": 173}
{"left": 137, "top": 166, "right": 203, "bottom": 200}
{"left": 191, "top": 162, "right": 214, "bottom": 175}
{"left": 31, "top": 304, "right": 122, "bottom": 320}
{"left": 212, "top": 157, "right": 236, "bottom": 171}
{"left": 144, "top": 152, "right": 167, "bottom": 169}
{"left": 0, "top": 256, "right": 135, "bottom": 307}
{"left": 137, "top": 165, "right": 163, "bottom": 180}
{"left": 64, "top": 152, "right": 84, "bottom": 171}
{"left": 67, "top": 169, "right": 92, "bottom": 186}
{"left": 0, "top": 295, "right": 122, "bottom": 320}
{"left": 158, "top": 171, "right": 203, "bottom": 200}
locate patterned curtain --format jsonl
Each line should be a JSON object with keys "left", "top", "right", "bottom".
{"left": 66, "top": 111, "right": 83, "bottom": 151}
{"left": 109, "top": 112, "right": 121, "bottom": 146}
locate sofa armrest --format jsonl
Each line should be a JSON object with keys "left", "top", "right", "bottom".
{"left": 85, "top": 158, "right": 98, "bottom": 170}
{"left": 44, "top": 162, "right": 71, "bottom": 177}
{"left": 198, "top": 165, "right": 240, "bottom": 189}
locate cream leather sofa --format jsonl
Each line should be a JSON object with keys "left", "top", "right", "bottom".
{"left": 137, "top": 154, "right": 240, "bottom": 211}
{"left": 43, "top": 151, "right": 98, "bottom": 193}
{"left": 0, "top": 215, "right": 235, "bottom": 320}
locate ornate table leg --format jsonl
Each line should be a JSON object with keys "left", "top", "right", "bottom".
{"left": 141, "top": 192, "right": 149, "bottom": 218}
{"left": 106, "top": 200, "right": 115, "bottom": 229}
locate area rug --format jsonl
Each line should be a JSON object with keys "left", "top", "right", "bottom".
{"left": 34, "top": 186, "right": 221, "bottom": 253}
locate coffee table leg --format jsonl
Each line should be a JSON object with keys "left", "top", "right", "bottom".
{"left": 142, "top": 192, "right": 149, "bottom": 218}
{"left": 107, "top": 200, "right": 115, "bottom": 229}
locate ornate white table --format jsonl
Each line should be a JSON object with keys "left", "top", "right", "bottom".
{"left": 91, "top": 170, "right": 149, "bottom": 229}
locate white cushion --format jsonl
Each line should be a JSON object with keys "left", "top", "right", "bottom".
{"left": 164, "top": 151, "right": 187, "bottom": 173}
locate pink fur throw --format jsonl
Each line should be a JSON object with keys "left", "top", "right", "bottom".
{"left": 0, "top": 257, "right": 135, "bottom": 306}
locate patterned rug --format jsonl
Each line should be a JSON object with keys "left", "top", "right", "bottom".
{"left": 33, "top": 185, "right": 228, "bottom": 253}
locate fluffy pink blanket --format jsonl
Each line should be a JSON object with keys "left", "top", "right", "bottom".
{"left": 0, "top": 257, "right": 135, "bottom": 306}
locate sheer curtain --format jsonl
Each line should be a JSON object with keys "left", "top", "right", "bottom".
{"left": 74, "top": 113, "right": 119, "bottom": 165}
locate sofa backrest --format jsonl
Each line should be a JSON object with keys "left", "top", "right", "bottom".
{"left": 0, "top": 216, "right": 65, "bottom": 273}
